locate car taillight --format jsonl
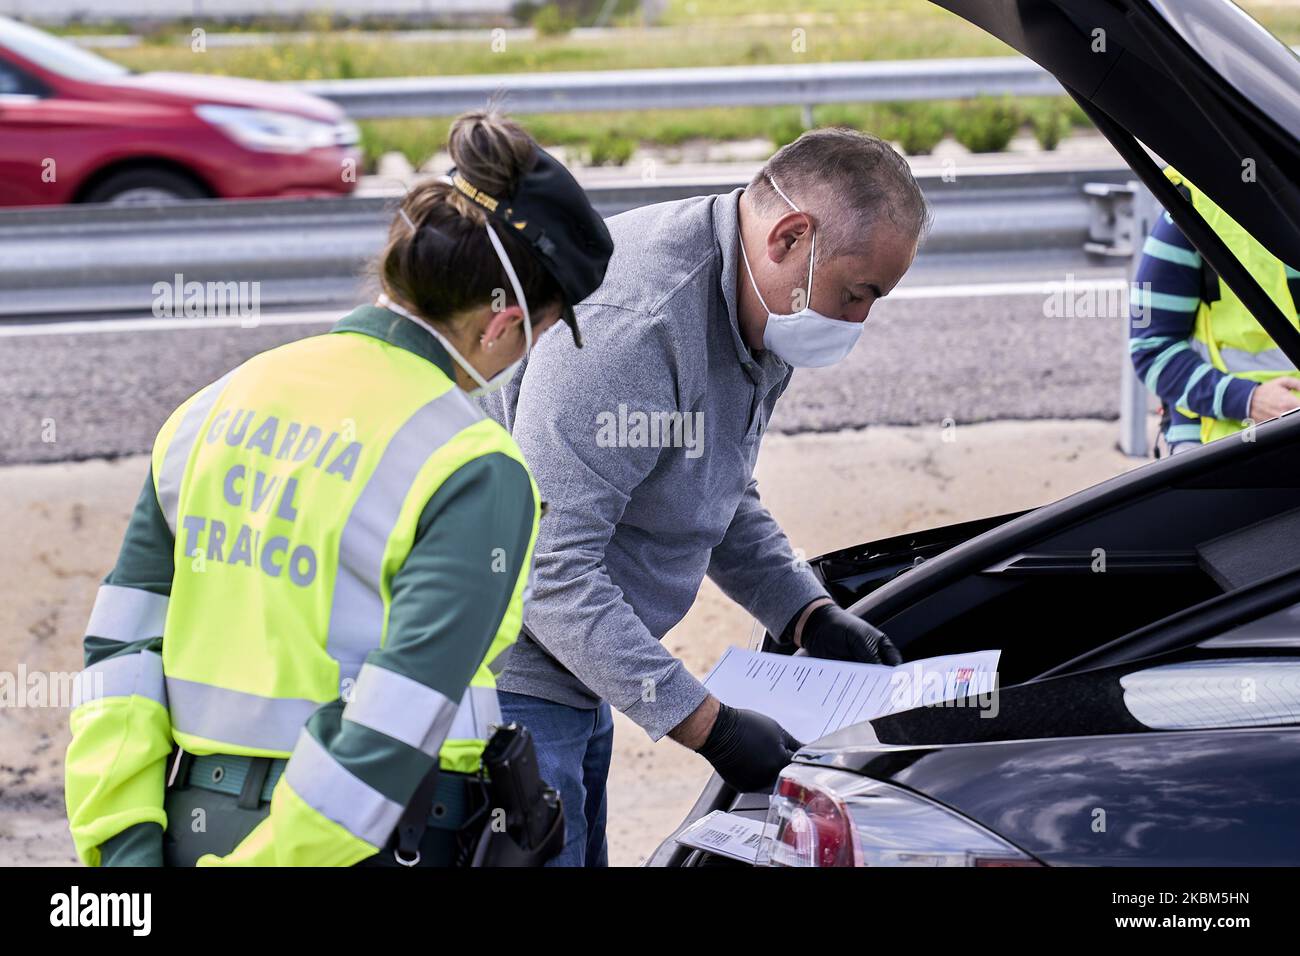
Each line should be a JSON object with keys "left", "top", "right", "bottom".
{"left": 771, "top": 772, "right": 859, "bottom": 866}
{"left": 763, "top": 764, "right": 1040, "bottom": 867}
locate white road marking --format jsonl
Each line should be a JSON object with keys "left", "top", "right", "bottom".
{"left": 0, "top": 311, "right": 341, "bottom": 338}
{"left": 0, "top": 278, "right": 1129, "bottom": 338}
{"left": 889, "top": 277, "right": 1126, "bottom": 300}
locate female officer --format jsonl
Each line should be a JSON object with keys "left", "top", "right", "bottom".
{"left": 63, "top": 109, "right": 614, "bottom": 866}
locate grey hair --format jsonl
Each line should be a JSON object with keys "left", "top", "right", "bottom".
{"left": 749, "top": 127, "right": 932, "bottom": 261}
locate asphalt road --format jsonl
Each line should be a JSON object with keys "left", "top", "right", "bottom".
{"left": 0, "top": 254, "right": 1131, "bottom": 465}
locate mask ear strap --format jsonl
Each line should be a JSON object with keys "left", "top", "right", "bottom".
{"left": 737, "top": 234, "right": 773, "bottom": 315}
{"left": 766, "top": 174, "right": 800, "bottom": 213}
{"left": 483, "top": 221, "right": 532, "bottom": 434}
{"left": 376, "top": 292, "right": 491, "bottom": 391}
{"left": 806, "top": 228, "right": 816, "bottom": 297}
{"left": 483, "top": 221, "right": 532, "bottom": 353}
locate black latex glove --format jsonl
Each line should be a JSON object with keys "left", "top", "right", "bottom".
{"left": 800, "top": 602, "right": 903, "bottom": 665}
{"left": 696, "top": 702, "right": 802, "bottom": 793}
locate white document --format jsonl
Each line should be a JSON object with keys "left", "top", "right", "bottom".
{"left": 702, "top": 646, "right": 1001, "bottom": 743}
{"left": 675, "top": 810, "right": 768, "bottom": 863}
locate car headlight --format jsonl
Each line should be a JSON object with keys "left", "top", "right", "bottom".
{"left": 195, "top": 104, "right": 355, "bottom": 154}
{"left": 763, "top": 763, "right": 1040, "bottom": 867}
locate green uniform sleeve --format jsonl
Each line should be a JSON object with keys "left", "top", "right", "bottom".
{"left": 206, "top": 451, "right": 538, "bottom": 867}
{"left": 98, "top": 822, "right": 165, "bottom": 867}
{"left": 65, "top": 467, "right": 176, "bottom": 866}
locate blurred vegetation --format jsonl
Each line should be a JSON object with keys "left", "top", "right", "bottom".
{"left": 530, "top": 5, "right": 577, "bottom": 37}
{"left": 355, "top": 95, "right": 1091, "bottom": 172}
{"left": 64, "top": 0, "right": 1295, "bottom": 171}
{"left": 879, "top": 105, "right": 947, "bottom": 156}
{"left": 585, "top": 132, "right": 637, "bottom": 166}
{"left": 952, "top": 97, "right": 1020, "bottom": 153}
{"left": 1029, "top": 103, "right": 1068, "bottom": 152}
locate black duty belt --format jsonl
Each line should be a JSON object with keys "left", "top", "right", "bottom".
{"left": 168, "top": 749, "right": 480, "bottom": 831}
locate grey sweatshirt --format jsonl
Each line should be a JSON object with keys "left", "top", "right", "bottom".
{"left": 482, "top": 188, "right": 829, "bottom": 740}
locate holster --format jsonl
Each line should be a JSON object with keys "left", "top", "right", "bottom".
{"left": 392, "top": 722, "right": 564, "bottom": 868}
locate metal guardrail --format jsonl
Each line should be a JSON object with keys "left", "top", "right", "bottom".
{"left": 293, "top": 57, "right": 1066, "bottom": 120}
{"left": 0, "top": 166, "right": 1131, "bottom": 319}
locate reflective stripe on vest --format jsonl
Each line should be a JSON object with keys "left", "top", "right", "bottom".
{"left": 166, "top": 673, "right": 499, "bottom": 753}
{"left": 167, "top": 676, "right": 320, "bottom": 752}
{"left": 1194, "top": 338, "right": 1295, "bottom": 376}
{"left": 85, "top": 585, "right": 169, "bottom": 644}
{"left": 1165, "top": 167, "right": 1300, "bottom": 443}
{"left": 283, "top": 728, "right": 404, "bottom": 849}
{"left": 342, "top": 662, "right": 456, "bottom": 757}
{"left": 72, "top": 650, "right": 167, "bottom": 710}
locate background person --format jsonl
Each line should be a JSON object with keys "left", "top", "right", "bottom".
{"left": 1130, "top": 168, "right": 1300, "bottom": 455}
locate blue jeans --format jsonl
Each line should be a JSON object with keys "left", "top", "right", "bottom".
{"left": 498, "top": 691, "right": 614, "bottom": 867}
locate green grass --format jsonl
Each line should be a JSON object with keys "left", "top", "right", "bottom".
{"left": 358, "top": 96, "right": 1090, "bottom": 171}
{"left": 95, "top": 2, "right": 1017, "bottom": 80}
{"left": 82, "top": 1, "right": 1298, "bottom": 169}
{"left": 98, "top": 26, "right": 1001, "bottom": 80}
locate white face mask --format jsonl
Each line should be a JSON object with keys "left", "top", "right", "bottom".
{"left": 739, "top": 176, "right": 863, "bottom": 368}
{"left": 378, "top": 220, "right": 533, "bottom": 405}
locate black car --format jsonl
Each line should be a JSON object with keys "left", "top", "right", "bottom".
{"left": 649, "top": 0, "right": 1300, "bottom": 868}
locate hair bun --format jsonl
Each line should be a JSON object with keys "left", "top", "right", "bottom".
{"left": 447, "top": 108, "right": 537, "bottom": 206}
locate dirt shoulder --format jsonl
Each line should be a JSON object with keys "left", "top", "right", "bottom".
{"left": 0, "top": 420, "right": 1143, "bottom": 866}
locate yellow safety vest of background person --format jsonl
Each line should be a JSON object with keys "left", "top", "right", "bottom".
{"left": 1164, "top": 167, "right": 1300, "bottom": 443}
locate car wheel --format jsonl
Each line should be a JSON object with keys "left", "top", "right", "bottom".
{"left": 82, "top": 168, "right": 210, "bottom": 206}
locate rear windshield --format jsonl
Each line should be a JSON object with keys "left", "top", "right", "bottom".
{"left": 1150, "top": 0, "right": 1300, "bottom": 136}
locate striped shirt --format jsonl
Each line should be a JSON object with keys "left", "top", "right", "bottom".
{"left": 1129, "top": 208, "right": 1300, "bottom": 445}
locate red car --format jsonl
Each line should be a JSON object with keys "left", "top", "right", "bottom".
{"left": 0, "top": 16, "right": 361, "bottom": 207}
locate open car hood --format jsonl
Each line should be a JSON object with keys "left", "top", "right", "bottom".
{"left": 931, "top": 0, "right": 1300, "bottom": 365}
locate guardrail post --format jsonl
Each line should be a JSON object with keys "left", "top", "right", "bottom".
{"left": 1082, "top": 179, "right": 1152, "bottom": 456}
{"left": 1119, "top": 182, "right": 1158, "bottom": 456}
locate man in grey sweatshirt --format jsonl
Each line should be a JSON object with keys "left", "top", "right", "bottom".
{"left": 483, "top": 129, "right": 930, "bottom": 866}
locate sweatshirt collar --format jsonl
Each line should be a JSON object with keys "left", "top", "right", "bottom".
{"left": 331, "top": 304, "right": 459, "bottom": 382}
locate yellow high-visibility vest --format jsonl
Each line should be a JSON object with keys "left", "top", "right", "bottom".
{"left": 1164, "top": 167, "right": 1299, "bottom": 443}
{"left": 156, "top": 330, "right": 535, "bottom": 769}
{"left": 65, "top": 321, "right": 539, "bottom": 866}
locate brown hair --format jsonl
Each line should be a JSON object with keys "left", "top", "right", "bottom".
{"left": 749, "top": 128, "right": 932, "bottom": 261}
{"left": 377, "top": 109, "right": 563, "bottom": 329}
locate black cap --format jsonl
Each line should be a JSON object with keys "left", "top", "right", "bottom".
{"left": 448, "top": 146, "right": 613, "bottom": 347}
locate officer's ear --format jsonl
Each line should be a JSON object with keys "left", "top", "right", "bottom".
{"left": 480, "top": 304, "right": 526, "bottom": 350}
